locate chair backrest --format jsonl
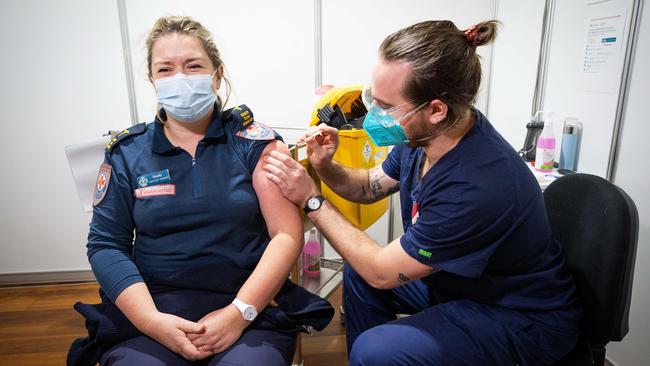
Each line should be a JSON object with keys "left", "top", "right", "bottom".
{"left": 64, "top": 135, "right": 111, "bottom": 212}
{"left": 543, "top": 173, "right": 638, "bottom": 347}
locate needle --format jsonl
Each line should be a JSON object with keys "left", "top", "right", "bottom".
{"left": 288, "top": 130, "right": 323, "bottom": 151}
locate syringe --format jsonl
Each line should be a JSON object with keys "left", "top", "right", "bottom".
{"left": 288, "top": 130, "right": 323, "bottom": 152}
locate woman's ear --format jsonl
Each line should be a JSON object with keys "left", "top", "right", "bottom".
{"left": 214, "top": 65, "right": 224, "bottom": 90}
{"left": 428, "top": 100, "right": 448, "bottom": 125}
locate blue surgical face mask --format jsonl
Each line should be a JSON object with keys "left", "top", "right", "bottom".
{"left": 363, "top": 105, "right": 408, "bottom": 146}
{"left": 155, "top": 71, "right": 217, "bottom": 123}
{"left": 362, "top": 102, "right": 428, "bottom": 146}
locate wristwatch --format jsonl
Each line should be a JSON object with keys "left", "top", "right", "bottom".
{"left": 232, "top": 298, "right": 258, "bottom": 321}
{"left": 304, "top": 195, "right": 325, "bottom": 214}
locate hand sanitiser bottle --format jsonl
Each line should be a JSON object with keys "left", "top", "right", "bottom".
{"left": 303, "top": 228, "right": 321, "bottom": 277}
{"left": 535, "top": 115, "right": 556, "bottom": 173}
{"left": 559, "top": 118, "right": 581, "bottom": 171}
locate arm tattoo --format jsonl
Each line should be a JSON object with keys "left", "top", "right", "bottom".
{"left": 397, "top": 269, "right": 438, "bottom": 286}
{"left": 368, "top": 168, "right": 383, "bottom": 199}
{"left": 368, "top": 167, "right": 399, "bottom": 200}
{"left": 397, "top": 273, "right": 411, "bottom": 285}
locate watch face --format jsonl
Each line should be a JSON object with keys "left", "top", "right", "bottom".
{"left": 304, "top": 195, "right": 324, "bottom": 213}
{"left": 243, "top": 306, "right": 257, "bottom": 321}
{"left": 308, "top": 197, "right": 320, "bottom": 210}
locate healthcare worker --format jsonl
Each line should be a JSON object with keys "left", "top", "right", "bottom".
{"left": 68, "top": 16, "right": 332, "bottom": 366}
{"left": 263, "top": 20, "right": 581, "bottom": 366}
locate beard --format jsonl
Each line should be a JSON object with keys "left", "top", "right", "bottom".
{"left": 405, "top": 117, "right": 445, "bottom": 148}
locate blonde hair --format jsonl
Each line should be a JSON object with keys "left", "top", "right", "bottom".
{"left": 146, "top": 15, "right": 231, "bottom": 111}
{"left": 380, "top": 20, "right": 499, "bottom": 125}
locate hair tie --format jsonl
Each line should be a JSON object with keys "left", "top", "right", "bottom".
{"left": 464, "top": 25, "right": 478, "bottom": 44}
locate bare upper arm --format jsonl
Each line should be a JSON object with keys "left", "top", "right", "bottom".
{"left": 372, "top": 237, "right": 438, "bottom": 289}
{"left": 366, "top": 165, "right": 400, "bottom": 202}
{"left": 252, "top": 140, "right": 302, "bottom": 239}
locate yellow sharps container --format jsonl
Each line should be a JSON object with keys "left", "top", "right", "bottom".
{"left": 307, "top": 85, "right": 389, "bottom": 230}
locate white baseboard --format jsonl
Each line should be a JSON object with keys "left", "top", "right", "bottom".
{"left": 0, "top": 270, "right": 96, "bottom": 286}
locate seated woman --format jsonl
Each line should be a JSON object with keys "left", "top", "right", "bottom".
{"left": 68, "top": 15, "right": 331, "bottom": 366}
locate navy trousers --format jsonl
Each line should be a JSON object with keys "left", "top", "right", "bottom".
{"left": 343, "top": 266, "right": 579, "bottom": 366}
{"left": 100, "top": 328, "right": 296, "bottom": 366}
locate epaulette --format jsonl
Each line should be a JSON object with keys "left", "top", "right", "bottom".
{"left": 105, "top": 122, "right": 147, "bottom": 153}
{"left": 229, "top": 104, "right": 276, "bottom": 141}
{"left": 230, "top": 104, "right": 255, "bottom": 129}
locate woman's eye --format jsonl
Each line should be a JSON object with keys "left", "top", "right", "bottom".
{"left": 188, "top": 64, "right": 202, "bottom": 69}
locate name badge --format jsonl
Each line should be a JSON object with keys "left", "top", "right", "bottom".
{"left": 137, "top": 169, "right": 171, "bottom": 188}
{"left": 134, "top": 184, "right": 176, "bottom": 199}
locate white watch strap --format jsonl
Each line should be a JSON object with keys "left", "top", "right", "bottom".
{"left": 232, "top": 297, "right": 248, "bottom": 312}
{"left": 232, "top": 297, "right": 257, "bottom": 321}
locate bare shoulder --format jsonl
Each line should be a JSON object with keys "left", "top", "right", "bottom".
{"left": 260, "top": 139, "right": 288, "bottom": 156}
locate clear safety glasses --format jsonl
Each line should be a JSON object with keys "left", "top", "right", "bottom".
{"left": 361, "top": 85, "right": 428, "bottom": 122}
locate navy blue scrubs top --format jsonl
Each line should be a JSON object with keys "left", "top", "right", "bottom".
{"left": 87, "top": 105, "right": 281, "bottom": 301}
{"left": 382, "top": 110, "right": 577, "bottom": 312}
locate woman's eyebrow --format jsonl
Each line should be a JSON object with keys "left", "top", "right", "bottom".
{"left": 152, "top": 60, "right": 173, "bottom": 67}
{"left": 185, "top": 57, "right": 204, "bottom": 63}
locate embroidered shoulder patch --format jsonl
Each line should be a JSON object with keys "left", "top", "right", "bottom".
{"left": 93, "top": 164, "right": 112, "bottom": 207}
{"left": 235, "top": 122, "right": 275, "bottom": 141}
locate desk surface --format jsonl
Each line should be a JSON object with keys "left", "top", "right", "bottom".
{"left": 296, "top": 259, "right": 344, "bottom": 299}
{"left": 527, "top": 162, "right": 561, "bottom": 190}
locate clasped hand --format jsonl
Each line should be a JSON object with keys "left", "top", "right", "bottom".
{"left": 187, "top": 303, "right": 249, "bottom": 355}
{"left": 144, "top": 305, "right": 248, "bottom": 361}
{"left": 141, "top": 311, "right": 212, "bottom": 361}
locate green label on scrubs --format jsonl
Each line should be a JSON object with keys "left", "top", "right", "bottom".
{"left": 418, "top": 249, "right": 432, "bottom": 258}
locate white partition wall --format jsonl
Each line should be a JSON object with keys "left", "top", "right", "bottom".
{"left": 542, "top": 0, "right": 636, "bottom": 177}
{"left": 0, "top": 0, "right": 131, "bottom": 275}
{"left": 123, "top": 0, "right": 316, "bottom": 129}
{"left": 608, "top": 2, "right": 650, "bottom": 365}
{"left": 320, "top": 0, "right": 496, "bottom": 112}
{"left": 487, "top": 0, "right": 546, "bottom": 149}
